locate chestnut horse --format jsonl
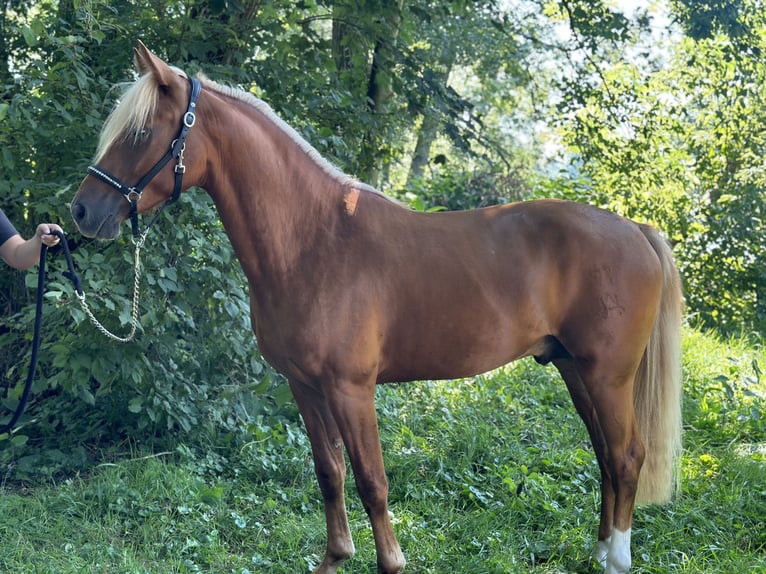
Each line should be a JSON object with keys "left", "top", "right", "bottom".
{"left": 71, "top": 42, "right": 682, "bottom": 574}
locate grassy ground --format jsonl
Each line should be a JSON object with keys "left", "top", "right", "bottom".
{"left": 1, "top": 328, "right": 764, "bottom": 573}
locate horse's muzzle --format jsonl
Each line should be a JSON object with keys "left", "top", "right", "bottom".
{"left": 70, "top": 196, "right": 123, "bottom": 240}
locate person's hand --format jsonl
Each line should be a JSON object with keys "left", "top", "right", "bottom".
{"left": 36, "top": 223, "right": 64, "bottom": 247}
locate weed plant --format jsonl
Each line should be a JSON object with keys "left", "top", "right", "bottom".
{"left": 1, "top": 328, "right": 764, "bottom": 573}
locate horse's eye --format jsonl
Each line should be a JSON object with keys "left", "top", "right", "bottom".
{"left": 131, "top": 127, "right": 151, "bottom": 145}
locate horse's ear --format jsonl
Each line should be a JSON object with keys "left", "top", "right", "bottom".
{"left": 133, "top": 40, "right": 174, "bottom": 88}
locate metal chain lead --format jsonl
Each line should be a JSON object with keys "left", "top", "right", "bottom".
{"left": 74, "top": 229, "right": 149, "bottom": 343}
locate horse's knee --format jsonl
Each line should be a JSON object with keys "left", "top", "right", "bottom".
{"left": 315, "top": 462, "right": 345, "bottom": 499}
{"left": 311, "top": 440, "right": 346, "bottom": 497}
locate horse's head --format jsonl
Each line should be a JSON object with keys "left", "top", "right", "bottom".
{"left": 71, "top": 41, "right": 204, "bottom": 239}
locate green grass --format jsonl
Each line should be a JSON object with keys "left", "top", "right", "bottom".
{"left": 1, "top": 328, "right": 765, "bottom": 573}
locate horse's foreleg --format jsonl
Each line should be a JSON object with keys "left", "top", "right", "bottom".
{"left": 289, "top": 380, "right": 355, "bottom": 574}
{"left": 328, "top": 381, "right": 406, "bottom": 574}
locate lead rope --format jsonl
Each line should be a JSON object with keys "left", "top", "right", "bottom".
{"left": 1, "top": 230, "right": 146, "bottom": 434}
{"left": 74, "top": 229, "right": 149, "bottom": 343}
{"left": 2, "top": 216, "right": 162, "bottom": 433}
{"left": 0, "top": 240, "right": 50, "bottom": 435}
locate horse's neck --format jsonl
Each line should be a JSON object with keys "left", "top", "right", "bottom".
{"left": 201, "top": 94, "right": 345, "bottom": 287}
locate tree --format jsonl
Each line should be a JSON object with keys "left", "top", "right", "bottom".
{"left": 551, "top": 0, "right": 766, "bottom": 334}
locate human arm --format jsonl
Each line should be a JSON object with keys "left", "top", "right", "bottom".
{"left": 0, "top": 223, "right": 64, "bottom": 271}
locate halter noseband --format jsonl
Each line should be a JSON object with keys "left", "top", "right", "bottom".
{"left": 87, "top": 76, "right": 202, "bottom": 237}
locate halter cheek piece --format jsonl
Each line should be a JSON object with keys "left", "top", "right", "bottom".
{"left": 87, "top": 77, "right": 202, "bottom": 237}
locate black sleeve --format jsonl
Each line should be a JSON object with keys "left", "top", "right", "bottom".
{"left": 0, "top": 208, "right": 20, "bottom": 247}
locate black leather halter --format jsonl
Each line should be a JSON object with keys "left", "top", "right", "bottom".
{"left": 87, "top": 76, "right": 202, "bottom": 237}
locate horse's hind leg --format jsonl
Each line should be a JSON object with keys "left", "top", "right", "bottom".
{"left": 289, "top": 380, "right": 355, "bottom": 574}
{"left": 590, "top": 374, "right": 644, "bottom": 574}
{"left": 554, "top": 357, "right": 644, "bottom": 574}
{"left": 554, "top": 358, "right": 615, "bottom": 566}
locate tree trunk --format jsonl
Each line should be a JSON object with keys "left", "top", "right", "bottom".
{"left": 0, "top": 2, "right": 9, "bottom": 86}
{"left": 407, "top": 112, "right": 440, "bottom": 185}
{"left": 332, "top": 13, "right": 353, "bottom": 74}
{"left": 358, "top": 0, "right": 405, "bottom": 187}
{"left": 406, "top": 61, "right": 453, "bottom": 186}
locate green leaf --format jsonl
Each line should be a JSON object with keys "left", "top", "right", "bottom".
{"left": 11, "top": 434, "right": 29, "bottom": 447}
{"left": 79, "top": 387, "right": 96, "bottom": 406}
{"left": 22, "top": 25, "right": 37, "bottom": 47}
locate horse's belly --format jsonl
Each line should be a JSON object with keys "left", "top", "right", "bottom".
{"left": 377, "top": 320, "right": 540, "bottom": 383}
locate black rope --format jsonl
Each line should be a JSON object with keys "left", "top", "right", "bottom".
{"left": 0, "top": 230, "right": 81, "bottom": 435}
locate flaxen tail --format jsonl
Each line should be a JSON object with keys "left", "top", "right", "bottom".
{"left": 634, "top": 225, "right": 683, "bottom": 505}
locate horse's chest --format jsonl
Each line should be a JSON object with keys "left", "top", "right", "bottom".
{"left": 250, "top": 311, "right": 325, "bottom": 374}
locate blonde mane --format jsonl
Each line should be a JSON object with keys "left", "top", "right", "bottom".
{"left": 95, "top": 66, "right": 187, "bottom": 161}
{"left": 95, "top": 68, "right": 380, "bottom": 195}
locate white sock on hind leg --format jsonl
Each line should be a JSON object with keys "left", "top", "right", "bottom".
{"left": 605, "top": 528, "right": 631, "bottom": 574}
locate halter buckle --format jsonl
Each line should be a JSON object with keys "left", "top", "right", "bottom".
{"left": 184, "top": 111, "right": 196, "bottom": 128}
{"left": 126, "top": 189, "right": 141, "bottom": 203}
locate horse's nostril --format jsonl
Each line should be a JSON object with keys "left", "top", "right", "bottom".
{"left": 71, "top": 201, "right": 87, "bottom": 222}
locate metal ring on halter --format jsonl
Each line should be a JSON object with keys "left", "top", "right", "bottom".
{"left": 126, "top": 189, "right": 142, "bottom": 203}
{"left": 184, "top": 111, "right": 196, "bottom": 127}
